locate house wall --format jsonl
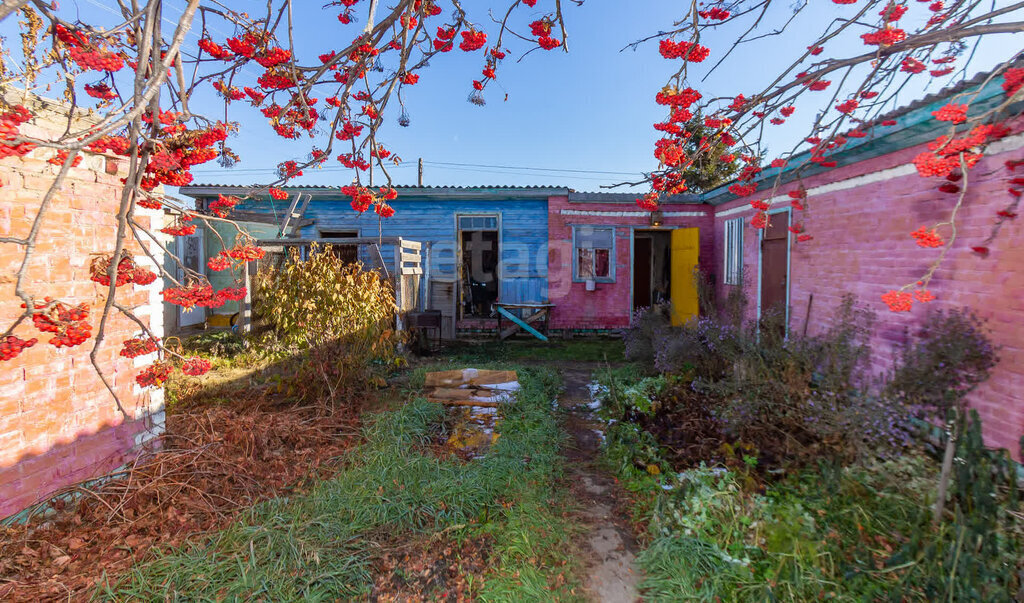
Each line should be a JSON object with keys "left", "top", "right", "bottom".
{"left": 201, "top": 220, "right": 279, "bottom": 317}
{"left": 0, "top": 100, "right": 166, "bottom": 519}
{"left": 547, "top": 195, "right": 714, "bottom": 330}
{"left": 221, "top": 195, "right": 551, "bottom": 305}
{"left": 713, "top": 126, "right": 1024, "bottom": 459}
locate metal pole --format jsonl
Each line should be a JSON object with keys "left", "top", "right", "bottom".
{"left": 418, "top": 157, "right": 423, "bottom": 186}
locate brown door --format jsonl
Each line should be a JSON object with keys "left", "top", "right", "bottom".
{"left": 760, "top": 212, "right": 789, "bottom": 333}
{"left": 633, "top": 237, "right": 652, "bottom": 310}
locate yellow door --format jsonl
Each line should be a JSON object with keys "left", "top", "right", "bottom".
{"left": 670, "top": 228, "right": 699, "bottom": 326}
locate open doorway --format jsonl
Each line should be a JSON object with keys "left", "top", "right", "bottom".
{"left": 632, "top": 230, "right": 672, "bottom": 311}
{"left": 318, "top": 229, "right": 360, "bottom": 264}
{"left": 458, "top": 215, "right": 499, "bottom": 318}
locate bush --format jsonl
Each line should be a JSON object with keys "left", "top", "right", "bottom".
{"left": 251, "top": 245, "right": 403, "bottom": 406}
{"left": 617, "top": 294, "right": 914, "bottom": 471}
{"left": 887, "top": 308, "right": 998, "bottom": 417}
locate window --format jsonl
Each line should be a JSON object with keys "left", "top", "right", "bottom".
{"left": 573, "top": 226, "right": 615, "bottom": 282}
{"left": 458, "top": 215, "right": 498, "bottom": 230}
{"left": 723, "top": 218, "right": 743, "bottom": 285}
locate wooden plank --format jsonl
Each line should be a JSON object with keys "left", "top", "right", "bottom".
{"left": 495, "top": 306, "right": 548, "bottom": 342}
{"left": 429, "top": 387, "right": 494, "bottom": 400}
{"left": 499, "top": 308, "right": 546, "bottom": 340}
{"left": 400, "top": 252, "right": 422, "bottom": 264}
{"left": 424, "top": 369, "right": 518, "bottom": 388}
{"left": 495, "top": 302, "right": 554, "bottom": 310}
{"left": 401, "top": 267, "right": 423, "bottom": 276}
{"left": 428, "top": 398, "right": 501, "bottom": 408}
{"left": 401, "top": 240, "right": 422, "bottom": 250}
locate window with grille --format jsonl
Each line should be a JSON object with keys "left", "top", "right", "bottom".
{"left": 723, "top": 218, "right": 744, "bottom": 285}
{"left": 573, "top": 226, "right": 615, "bottom": 282}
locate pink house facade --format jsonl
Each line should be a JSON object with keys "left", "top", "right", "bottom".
{"left": 547, "top": 193, "right": 714, "bottom": 331}
{"left": 547, "top": 74, "right": 1022, "bottom": 458}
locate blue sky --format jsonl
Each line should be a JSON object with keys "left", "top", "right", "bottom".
{"left": 6, "top": 1, "right": 1022, "bottom": 192}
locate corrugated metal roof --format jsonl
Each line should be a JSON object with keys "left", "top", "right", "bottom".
{"left": 567, "top": 191, "right": 702, "bottom": 204}
{"left": 701, "top": 58, "right": 1024, "bottom": 205}
{"left": 181, "top": 183, "right": 568, "bottom": 191}
{"left": 178, "top": 183, "right": 569, "bottom": 200}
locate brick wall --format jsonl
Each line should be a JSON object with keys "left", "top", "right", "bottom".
{"left": 0, "top": 98, "right": 166, "bottom": 519}
{"left": 713, "top": 127, "right": 1024, "bottom": 459}
{"left": 547, "top": 195, "right": 714, "bottom": 329}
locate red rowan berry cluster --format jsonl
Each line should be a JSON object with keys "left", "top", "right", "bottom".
{"left": 910, "top": 226, "right": 945, "bottom": 248}
{"left": 120, "top": 337, "right": 159, "bottom": 359}
{"left": 207, "top": 254, "right": 232, "bottom": 271}
{"left": 217, "top": 287, "right": 247, "bottom": 302}
{"left": 658, "top": 39, "right": 710, "bottom": 62}
{"left": 136, "top": 361, "right": 173, "bottom": 388}
{"left": 137, "top": 198, "right": 163, "bottom": 210}
{"left": 0, "top": 105, "right": 35, "bottom": 159}
{"left": 90, "top": 253, "right": 138, "bottom": 287}
{"left": 0, "top": 336, "right": 37, "bottom": 361}
{"left": 181, "top": 357, "right": 212, "bottom": 376}
{"left": 881, "top": 290, "right": 914, "bottom": 312}
{"left": 699, "top": 7, "right": 730, "bottom": 20}
{"left": 209, "top": 194, "right": 238, "bottom": 217}
{"left": 861, "top": 28, "right": 906, "bottom": 46}
{"left": 198, "top": 38, "right": 234, "bottom": 60}
{"left": 67, "top": 46, "right": 125, "bottom": 72}
{"left": 84, "top": 82, "right": 118, "bottom": 100}
{"left": 459, "top": 29, "right": 487, "bottom": 52}
{"left": 31, "top": 301, "right": 92, "bottom": 348}
{"left": 47, "top": 150, "right": 83, "bottom": 167}
{"left": 932, "top": 103, "right": 968, "bottom": 123}
{"left": 226, "top": 244, "right": 265, "bottom": 261}
{"left": 161, "top": 282, "right": 245, "bottom": 309}
{"left": 160, "top": 216, "right": 197, "bottom": 236}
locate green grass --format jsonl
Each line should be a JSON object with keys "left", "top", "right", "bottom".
{"left": 103, "top": 365, "right": 584, "bottom": 601}
{"left": 437, "top": 337, "right": 625, "bottom": 365}
{"left": 592, "top": 369, "right": 1022, "bottom": 602}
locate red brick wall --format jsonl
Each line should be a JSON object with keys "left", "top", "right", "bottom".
{"left": 713, "top": 128, "right": 1024, "bottom": 459}
{"left": 547, "top": 195, "right": 714, "bottom": 329}
{"left": 0, "top": 99, "right": 166, "bottom": 519}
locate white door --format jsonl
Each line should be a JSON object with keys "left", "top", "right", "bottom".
{"left": 176, "top": 232, "right": 205, "bottom": 328}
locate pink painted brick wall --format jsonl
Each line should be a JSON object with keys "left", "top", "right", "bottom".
{"left": 547, "top": 195, "right": 714, "bottom": 329}
{"left": 0, "top": 99, "right": 166, "bottom": 519}
{"left": 714, "top": 128, "right": 1024, "bottom": 459}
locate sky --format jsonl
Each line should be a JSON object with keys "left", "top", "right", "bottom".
{"left": 4, "top": 1, "right": 1023, "bottom": 193}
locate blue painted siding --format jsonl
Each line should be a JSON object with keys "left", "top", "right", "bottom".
{"left": 227, "top": 196, "right": 550, "bottom": 303}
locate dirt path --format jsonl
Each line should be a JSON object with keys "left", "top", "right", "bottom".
{"left": 559, "top": 365, "right": 641, "bottom": 603}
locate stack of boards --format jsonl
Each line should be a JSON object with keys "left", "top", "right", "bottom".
{"left": 423, "top": 368, "right": 520, "bottom": 407}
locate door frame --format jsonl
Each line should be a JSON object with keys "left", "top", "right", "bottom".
{"left": 454, "top": 212, "right": 502, "bottom": 317}
{"left": 755, "top": 206, "right": 792, "bottom": 337}
{"left": 176, "top": 231, "right": 205, "bottom": 328}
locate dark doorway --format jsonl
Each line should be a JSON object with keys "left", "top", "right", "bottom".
{"left": 633, "top": 237, "right": 652, "bottom": 309}
{"left": 319, "top": 229, "right": 360, "bottom": 265}
{"left": 460, "top": 230, "right": 499, "bottom": 317}
{"left": 759, "top": 212, "right": 789, "bottom": 335}
{"left": 633, "top": 231, "right": 672, "bottom": 311}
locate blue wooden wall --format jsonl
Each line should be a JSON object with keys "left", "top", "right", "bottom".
{"left": 225, "top": 195, "right": 550, "bottom": 304}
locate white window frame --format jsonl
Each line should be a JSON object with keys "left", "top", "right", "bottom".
{"left": 572, "top": 225, "right": 615, "bottom": 283}
{"left": 723, "top": 217, "right": 744, "bottom": 286}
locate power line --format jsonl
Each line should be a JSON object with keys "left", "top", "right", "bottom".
{"left": 191, "top": 159, "right": 642, "bottom": 179}
{"left": 423, "top": 161, "right": 639, "bottom": 176}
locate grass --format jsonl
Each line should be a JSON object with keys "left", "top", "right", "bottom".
{"left": 102, "top": 364, "right": 584, "bottom": 601}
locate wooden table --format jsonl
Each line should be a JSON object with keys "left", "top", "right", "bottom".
{"left": 494, "top": 302, "right": 554, "bottom": 342}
